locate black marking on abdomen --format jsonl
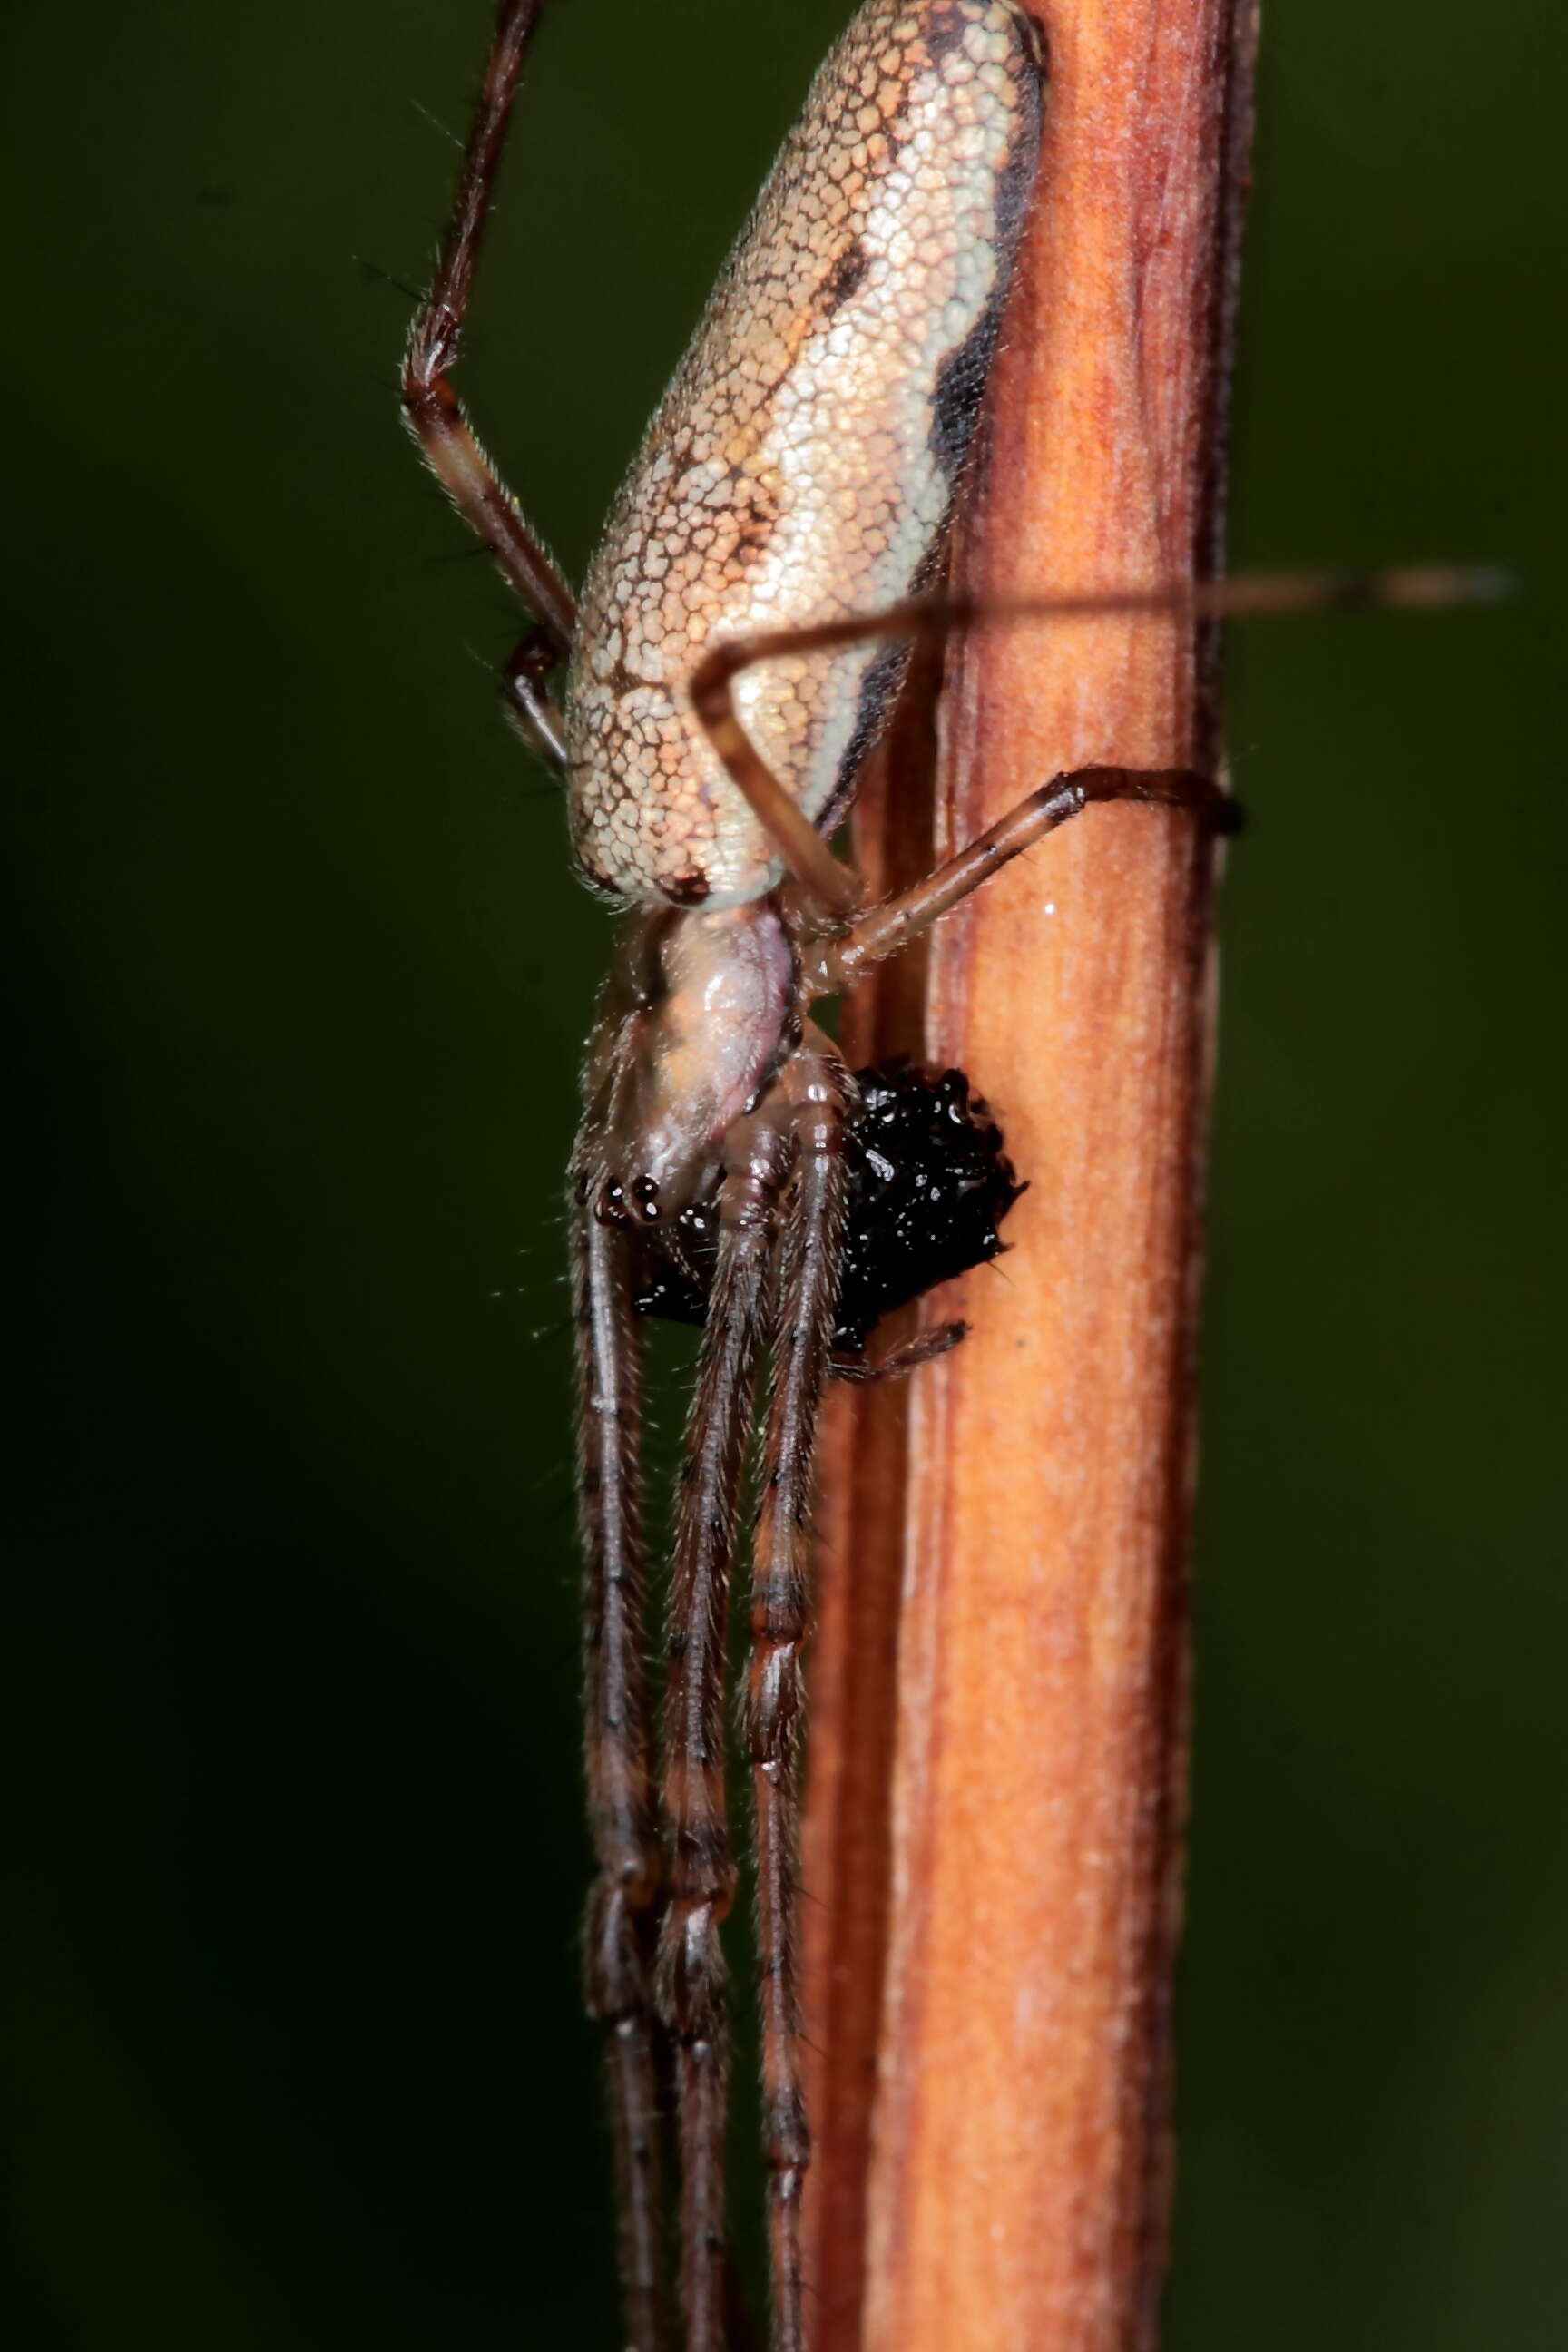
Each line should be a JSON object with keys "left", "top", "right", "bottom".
{"left": 929, "top": 328, "right": 995, "bottom": 485}
{"left": 820, "top": 632, "right": 915, "bottom": 849}
{"left": 820, "top": 235, "right": 869, "bottom": 317}
{"left": 927, "top": 10, "right": 1045, "bottom": 485}
{"left": 924, "top": 3, "right": 975, "bottom": 66}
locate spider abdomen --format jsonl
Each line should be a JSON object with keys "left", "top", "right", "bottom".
{"left": 565, "top": 0, "right": 1044, "bottom": 911}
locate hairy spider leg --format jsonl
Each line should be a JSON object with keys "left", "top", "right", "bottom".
{"left": 403, "top": 17, "right": 679, "bottom": 2323}
{"left": 572, "top": 1205, "right": 665, "bottom": 2336}
{"left": 657, "top": 1103, "right": 793, "bottom": 2352}
{"left": 502, "top": 622, "right": 569, "bottom": 769}
{"left": 402, "top": 0, "right": 576, "bottom": 747}
{"left": 570, "top": 1191, "right": 666, "bottom": 2352}
{"left": 404, "top": 5, "right": 677, "bottom": 2333}
{"left": 807, "top": 766, "right": 1233, "bottom": 995}
{"left": 744, "top": 1036, "right": 854, "bottom": 2352}
{"left": 687, "top": 565, "right": 1495, "bottom": 920}
{"left": 406, "top": 4, "right": 671, "bottom": 2326}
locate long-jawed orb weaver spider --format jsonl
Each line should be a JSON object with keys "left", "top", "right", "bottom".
{"left": 401, "top": 5, "right": 1493, "bottom": 2346}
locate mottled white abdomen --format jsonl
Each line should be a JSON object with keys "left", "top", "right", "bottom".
{"left": 564, "top": 0, "right": 1044, "bottom": 910}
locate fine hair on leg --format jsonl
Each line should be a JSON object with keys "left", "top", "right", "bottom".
{"left": 745, "top": 1035, "right": 855, "bottom": 2352}
{"left": 686, "top": 568, "right": 1495, "bottom": 919}
{"left": 657, "top": 1108, "right": 791, "bottom": 2350}
{"left": 402, "top": 0, "right": 578, "bottom": 658}
{"left": 571, "top": 1176, "right": 667, "bottom": 2351}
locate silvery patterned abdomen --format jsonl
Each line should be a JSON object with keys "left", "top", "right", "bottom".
{"left": 564, "top": 0, "right": 1044, "bottom": 911}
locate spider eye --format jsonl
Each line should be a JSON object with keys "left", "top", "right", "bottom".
{"left": 597, "top": 1181, "right": 630, "bottom": 1227}
{"left": 632, "top": 1174, "right": 662, "bottom": 1221}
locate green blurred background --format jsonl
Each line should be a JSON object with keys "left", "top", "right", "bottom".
{"left": 5, "top": 2, "right": 1563, "bottom": 2344}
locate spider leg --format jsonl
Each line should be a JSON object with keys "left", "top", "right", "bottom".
{"left": 501, "top": 622, "right": 568, "bottom": 771}
{"left": 571, "top": 1172, "right": 667, "bottom": 2352}
{"left": 403, "top": 0, "right": 577, "bottom": 662}
{"left": 805, "top": 765, "right": 1233, "bottom": 996}
{"left": 685, "top": 598, "right": 1222, "bottom": 923}
{"left": 685, "top": 565, "right": 1489, "bottom": 922}
{"left": 828, "top": 1319, "right": 967, "bottom": 1383}
{"left": 745, "top": 1034, "right": 855, "bottom": 2352}
{"left": 658, "top": 1106, "right": 793, "bottom": 2352}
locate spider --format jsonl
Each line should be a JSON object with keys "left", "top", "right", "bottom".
{"left": 400, "top": 5, "right": 1482, "bottom": 2346}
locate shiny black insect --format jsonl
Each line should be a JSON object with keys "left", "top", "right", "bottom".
{"left": 628, "top": 1060, "right": 1023, "bottom": 1366}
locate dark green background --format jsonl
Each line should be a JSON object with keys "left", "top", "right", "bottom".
{"left": 5, "top": 2, "right": 1563, "bottom": 2344}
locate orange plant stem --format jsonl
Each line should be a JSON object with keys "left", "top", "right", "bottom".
{"left": 802, "top": 3, "right": 1258, "bottom": 2347}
